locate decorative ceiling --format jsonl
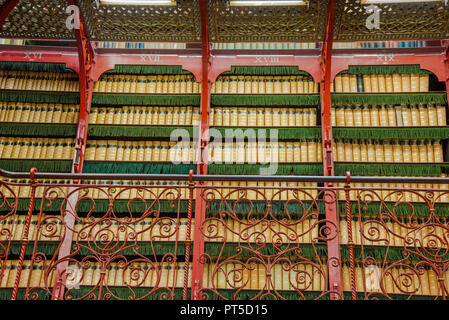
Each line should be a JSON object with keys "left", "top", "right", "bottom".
{"left": 207, "top": 0, "right": 330, "bottom": 42}
{"left": 0, "top": 0, "right": 76, "bottom": 40}
{"left": 0, "top": 0, "right": 448, "bottom": 42}
{"left": 334, "top": 0, "right": 449, "bottom": 41}
{"left": 77, "top": 0, "right": 202, "bottom": 42}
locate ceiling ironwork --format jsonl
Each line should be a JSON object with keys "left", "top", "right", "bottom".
{"left": 334, "top": 0, "right": 449, "bottom": 41}
{"left": 207, "top": 0, "right": 330, "bottom": 42}
{"left": 0, "top": 0, "right": 75, "bottom": 40}
{"left": 0, "top": 0, "right": 448, "bottom": 42}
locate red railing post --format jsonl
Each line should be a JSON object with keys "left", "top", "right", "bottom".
{"left": 320, "top": 0, "right": 343, "bottom": 300}
{"left": 191, "top": 0, "right": 210, "bottom": 300}
{"left": 10, "top": 168, "right": 37, "bottom": 300}
{"left": 183, "top": 170, "right": 195, "bottom": 300}
{"left": 344, "top": 171, "right": 357, "bottom": 300}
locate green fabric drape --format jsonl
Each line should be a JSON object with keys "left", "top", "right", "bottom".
{"left": 103, "top": 65, "right": 192, "bottom": 75}
{"left": 0, "top": 123, "right": 78, "bottom": 138}
{"left": 206, "top": 200, "right": 326, "bottom": 217}
{"left": 0, "top": 90, "right": 80, "bottom": 104}
{"left": 211, "top": 127, "right": 321, "bottom": 140}
{"left": 334, "top": 163, "right": 449, "bottom": 177}
{"left": 87, "top": 125, "right": 194, "bottom": 139}
{"left": 5, "top": 242, "right": 325, "bottom": 259}
{"left": 7, "top": 242, "right": 187, "bottom": 257}
{"left": 92, "top": 94, "right": 200, "bottom": 106}
{"left": 333, "top": 127, "right": 449, "bottom": 140}
{"left": 221, "top": 66, "right": 312, "bottom": 76}
{"left": 0, "top": 198, "right": 192, "bottom": 214}
{"left": 0, "top": 61, "right": 75, "bottom": 73}
{"left": 82, "top": 162, "right": 196, "bottom": 175}
{"left": 211, "top": 94, "right": 320, "bottom": 106}
{"left": 331, "top": 93, "right": 447, "bottom": 105}
{"left": 0, "top": 288, "right": 438, "bottom": 301}
{"left": 204, "top": 243, "right": 327, "bottom": 259}
{"left": 340, "top": 245, "right": 449, "bottom": 261}
{"left": 338, "top": 202, "right": 449, "bottom": 218}
{"left": 0, "top": 159, "right": 73, "bottom": 173}
{"left": 339, "top": 65, "right": 432, "bottom": 75}
{"left": 207, "top": 164, "right": 323, "bottom": 176}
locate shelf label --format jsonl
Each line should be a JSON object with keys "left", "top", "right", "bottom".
{"left": 140, "top": 55, "right": 161, "bottom": 63}
{"left": 255, "top": 56, "right": 280, "bottom": 65}
{"left": 376, "top": 54, "right": 395, "bottom": 64}
{"left": 24, "top": 52, "right": 43, "bottom": 61}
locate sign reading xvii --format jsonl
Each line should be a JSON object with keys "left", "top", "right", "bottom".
{"left": 255, "top": 56, "right": 280, "bottom": 65}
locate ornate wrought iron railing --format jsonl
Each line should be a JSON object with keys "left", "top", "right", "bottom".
{"left": 0, "top": 168, "right": 448, "bottom": 300}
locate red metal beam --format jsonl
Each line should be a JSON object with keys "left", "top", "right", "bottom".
{"left": 320, "top": 0, "right": 343, "bottom": 300}
{"left": 0, "top": 45, "right": 80, "bottom": 73}
{"left": 332, "top": 52, "right": 449, "bottom": 83}
{"left": 51, "top": 0, "right": 95, "bottom": 300}
{"left": 0, "top": 0, "right": 19, "bottom": 28}
{"left": 94, "top": 50, "right": 202, "bottom": 82}
{"left": 191, "top": 0, "right": 210, "bottom": 300}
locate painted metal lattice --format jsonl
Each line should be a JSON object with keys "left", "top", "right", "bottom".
{"left": 334, "top": 0, "right": 449, "bottom": 41}
{"left": 207, "top": 0, "right": 329, "bottom": 42}
{"left": 77, "top": 0, "right": 202, "bottom": 42}
{"left": 0, "top": 0, "right": 75, "bottom": 40}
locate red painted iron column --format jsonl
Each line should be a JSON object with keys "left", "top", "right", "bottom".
{"left": 444, "top": 41, "right": 449, "bottom": 110}
{"left": 191, "top": 0, "right": 211, "bottom": 300}
{"left": 320, "top": 0, "right": 343, "bottom": 300}
{"left": 51, "top": 0, "right": 95, "bottom": 300}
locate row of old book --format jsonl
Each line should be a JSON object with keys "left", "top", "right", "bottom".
{"left": 84, "top": 140, "right": 196, "bottom": 163}
{"left": 331, "top": 74, "right": 430, "bottom": 93}
{"left": 4, "top": 210, "right": 447, "bottom": 246}
{"left": 0, "top": 71, "right": 432, "bottom": 94}
{"left": 333, "top": 139, "right": 443, "bottom": 163}
{"left": 2, "top": 260, "right": 445, "bottom": 296}
{"left": 4, "top": 214, "right": 446, "bottom": 247}
{"left": 2, "top": 177, "right": 448, "bottom": 203}
{"left": 332, "top": 104, "right": 446, "bottom": 127}
{"left": 0, "top": 71, "right": 80, "bottom": 92}
{"left": 87, "top": 106, "right": 318, "bottom": 127}
{"left": 339, "top": 217, "right": 449, "bottom": 247}
{"left": 83, "top": 140, "right": 323, "bottom": 164}
{"left": 93, "top": 75, "right": 201, "bottom": 94}
{"left": 89, "top": 106, "right": 200, "bottom": 126}
{"left": 341, "top": 262, "right": 445, "bottom": 296}
{"left": 0, "top": 178, "right": 318, "bottom": 201}
{"left": 0, "top": 216, "right": 319, "bottom": 244}
{"left": 213, "top": 42, "right": 317, "bottom": 49}
{"left": 207, "top": 141, "right": 323, "bottom": 164}
{"left": 4, "top": 102, "right": 445, "bottom": 128}
{"left": 210, "top": 76, "right": 319, "bottom": 94}
{"left": 210, "top": 107, "right": 317, "bottom": 127}
{"left": 0, "top": 137, "right": 75, "bottom": 160}
{"left": 0, "top": 102, "right": 80, "bottom": 124}
{"left": 0, "top": 260, "right": 328, "bottom": 292}
{"left": 0, "top": 178, "right": 190, "bottom": 200}
{"left": 5, "top": 177, "right": 449, "bottom": 203}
